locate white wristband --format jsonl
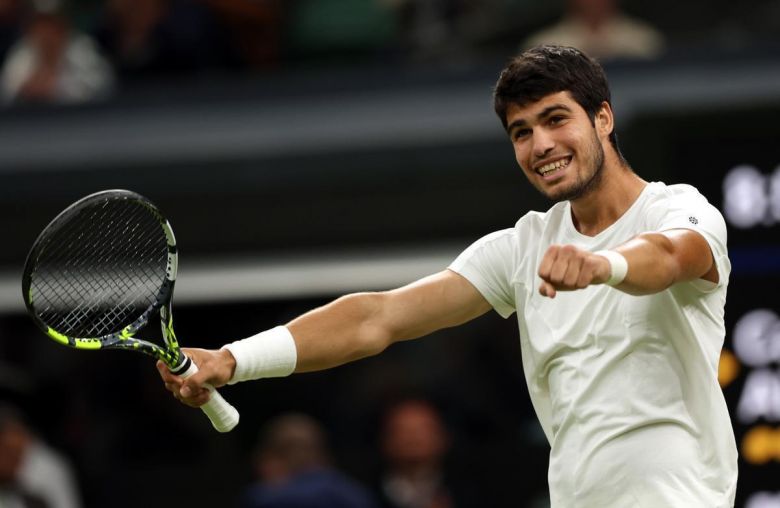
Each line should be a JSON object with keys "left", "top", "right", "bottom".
{"left": 594, "top": 250, "right": 628, "bottom": 286}
{"left": 221, "top": 326, "right": 297, "bottom": 384}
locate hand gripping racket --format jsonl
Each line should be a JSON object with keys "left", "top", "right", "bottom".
{"left": 22, "top": 189, "right": 239, "bottom": 432}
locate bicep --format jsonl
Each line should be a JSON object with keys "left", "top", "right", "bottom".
{"left": 380, "top": 269, "right": 492, "bottom": 342}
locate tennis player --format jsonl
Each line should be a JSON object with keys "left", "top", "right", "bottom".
{"left": 159, "top": 45, "right": 737, "bottom": 507}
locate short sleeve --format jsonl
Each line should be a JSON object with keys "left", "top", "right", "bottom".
{"left": 448, "top": 229, "right": 517, "bottom": 318}
{"left": 647, "top": 185, "right": 730, "bottom": 292}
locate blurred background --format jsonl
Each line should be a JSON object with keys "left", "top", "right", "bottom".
{"left": 0, "top": 0, "right": 778, "bottom": 507}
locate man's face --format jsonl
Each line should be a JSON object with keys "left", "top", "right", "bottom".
{"left": 382, "top": 402, "right": 447, "bottom": 467}
{"left": 506, "top": 91, "right": 607, "bottom": 202}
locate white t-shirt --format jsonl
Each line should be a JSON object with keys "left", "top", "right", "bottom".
{"left": 449, "top": 182, "right": 737, "bottom": 508}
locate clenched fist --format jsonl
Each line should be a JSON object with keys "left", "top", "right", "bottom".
{"left": 537, "top": 244, "right": 612, "bottom": 298}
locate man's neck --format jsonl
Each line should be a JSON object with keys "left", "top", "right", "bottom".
{"left": 569, "top": 156, "right": 646, "bottom": 236}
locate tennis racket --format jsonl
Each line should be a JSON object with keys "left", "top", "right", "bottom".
{"left": 21, "top": 189, "right": 239, "bottom": 432}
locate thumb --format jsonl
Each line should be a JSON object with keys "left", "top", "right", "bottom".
{"left": 180, "top": 375, "right": 211, "bottom": 399}
{"left": 539, "top": 280, "right": 557, "bottom": 298}
{"left": 179, "top": 373, "right": 212, "bottom": 408}
{"left": 180, "top": 383, "right": 194, "bottom": 398}
{"left": 178, "top": 358, "right": 214, "bottom": 397}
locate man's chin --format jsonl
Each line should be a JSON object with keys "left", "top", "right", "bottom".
{"left": 542, "top": 164, "right": 604, "bottom": 202}
{"left": 541, "top": 183, "right": 583, "bottom": 203}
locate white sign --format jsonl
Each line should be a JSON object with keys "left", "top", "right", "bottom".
{"left": 747, "top": 492, "right": 780, "bottom": 508}
{"left": 723, "top": 165, "right": 780, "bottom": 228}
{"left": 733, "top": 310, "right": 780, "bottom": 424}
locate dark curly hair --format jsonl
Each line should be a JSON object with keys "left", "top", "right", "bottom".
{"left": 493, "top": 45, "right": 621, "bottom": 154}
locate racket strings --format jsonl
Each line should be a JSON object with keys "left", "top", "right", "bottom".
{"left": 30, "top": 197, "right": 169, "bottom": 338}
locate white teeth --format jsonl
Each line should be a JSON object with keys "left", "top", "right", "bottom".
{"left": 538, "top": 158, "right": 570, "bottom": 175}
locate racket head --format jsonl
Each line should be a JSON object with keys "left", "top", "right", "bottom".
{"left": 21, "top": 189, "right": 182, "bottom": 367}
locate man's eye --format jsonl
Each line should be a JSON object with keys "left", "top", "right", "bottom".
{"left": 513, "top": 129, "right": 530, "bottom": 140}
{"left": 549, "top": 116, "right": 565, "bottom": 125}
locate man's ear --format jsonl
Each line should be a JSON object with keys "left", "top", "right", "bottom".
{"left": 596, "top": 101, "right": 614, "bottom": 138}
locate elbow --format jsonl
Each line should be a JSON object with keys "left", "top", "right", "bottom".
{"left": 654, "top": 255, "right": 680, "bottom": 292}
{"left": 344, "top": 292, "right": 397, "bottom": 361}
{"left": 344, "top": 323, "right": 394, "bottom": 364}
{"left": 353, "top": 326, "right": 393, "bottom": 360}
{"left": 649, "top": 233, "right": 693, "bottom": 288}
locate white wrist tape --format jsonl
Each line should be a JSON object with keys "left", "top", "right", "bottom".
{"left": 221, "top": 326, "right": 297, "bottom": 384}
{"left": 595, "top": 250, "right": 628, "bottom": 286}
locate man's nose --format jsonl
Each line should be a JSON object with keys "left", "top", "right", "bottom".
{"left": 532, "top": 129, "right": 555, "bottom": 159}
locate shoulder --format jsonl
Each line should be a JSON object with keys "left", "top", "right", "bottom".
{"left": 642, "top": 181, "right": 727, "bottom": 239}
{"left": 455, "top": 227, "right": 518, "bottom": 268}
{"left": 510, "top": 203, "right": 568, "bottom": 247}
{"left": 242, "top": 470, "right": 375, "bottom": 506}
{"left": 516, "top": 202, "right": 567, "bottom": 232}
{"left": 656, "top": 182, "right": 706, "bottom": 199}
{"left": 643, "top": 181, "right": 713, "bottom": 210}
{"left": 303, "top": 470, "right": 377, "bottom": 506}
{"left": 647, "top": 182, "right": 704, "bottom": 198}
{"left": 454, "top": 203, "right": 564, "bottom": 270}
{"left": 474, "top": 204, "right": 564, "bottom": 250}
{"left": 613, "top": 14, "right": 663, "bottom": 35}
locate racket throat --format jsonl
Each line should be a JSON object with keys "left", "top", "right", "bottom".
{"left": 169, "top": 354, "right": 191, "bottom": 375}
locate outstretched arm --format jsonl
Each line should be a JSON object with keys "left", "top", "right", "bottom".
{"left": 537, "top": 228, "right": 718, "bottom": 298}
{"left": 289, "top": 269, "right": 492, "bottom": 372}
{"left": 158, "top": 270, "right": 491, "bottom": 406}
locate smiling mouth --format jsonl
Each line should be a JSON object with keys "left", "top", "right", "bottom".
{"left": 536, "top": 157, "right": 572, "bottom": 177}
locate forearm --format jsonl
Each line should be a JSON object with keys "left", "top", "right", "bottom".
{"left": 613, "top": 231, "right": 713, "bottom": 295}
{"left": 286, "top": 292, "right": 393, "bottom": 372}
{"left": 164, "top": 271, "right": 488, "bottom": 405}
{"left": 220, "top": 292, "right": 392, "bottom": 383}
{"left": 220, "top": 271, "right": 489, "bottom": 384}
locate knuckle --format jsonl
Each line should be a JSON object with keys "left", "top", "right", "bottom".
{"left": 542, "top": 247, "right": 558, "bottom": 261}
{"left": 560, "top": 244, "right": 578, "bottom": 256}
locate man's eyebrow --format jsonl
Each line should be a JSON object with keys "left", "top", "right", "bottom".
{"left": 506, "top": 104, "right": 573, "bottom": 133}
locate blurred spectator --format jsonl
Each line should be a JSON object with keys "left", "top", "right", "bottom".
{"left": 385, "top": 0, "right": 455, "bottom": 61}
{"left": 238, "top": 412, "right": 377, "bottom": 508}
{"left": 378, "top": 399, "right": 453, "bottom": 508}
{"left": 0, "top": 3, "right": 113, "bottom": 105}
{"left": 204, "top": 0, "right": 283, "bottom": 71}
{"left": 93, "top": 0, "right": 232, "bottom": 79}
{"left": 523, "top": 0, "right": 665, "bottom": 60}
{"left": 0, "top": 403, "right": 82, "bottom": 508}
{"left": 382, "top": 0, "right": 479, "bottom": 63}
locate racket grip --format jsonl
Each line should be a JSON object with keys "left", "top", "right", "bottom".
{"left": 176, "top": 357, "right": 240, "bottom": 433}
